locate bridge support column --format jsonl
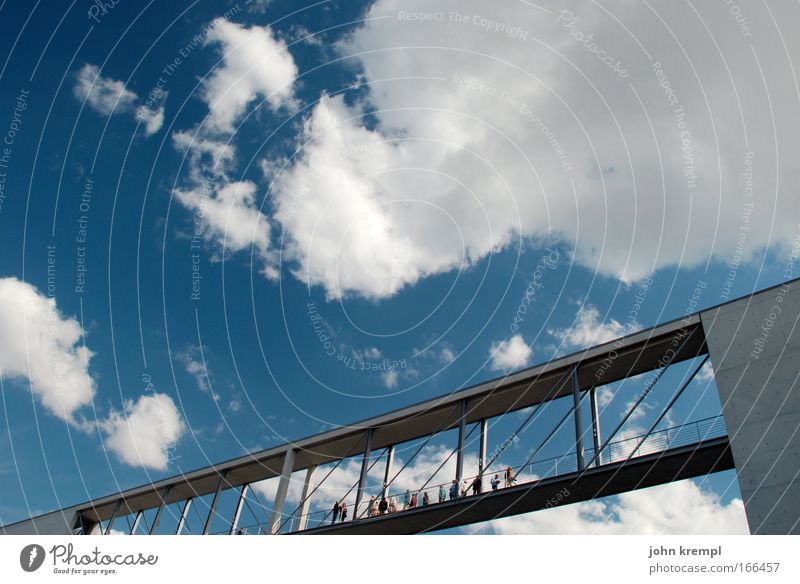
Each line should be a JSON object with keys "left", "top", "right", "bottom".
{"left": 572, "top": 366, "right": 585, "bottom": 471}
{"left": 455, "top": 400, "right": 467, "bottom": 487}
{"left": 229, "top": 484, "right": 249, "bottom": 534}
{"left": 701, "top": 282, "right": 800, "bottom": 534}
{"left": 353, "top": 430, "right": 373, "bottom": 519}
{"left": 269, "top": 450, "right": 296, "bottom": 534}
{"left": 382, "top": 446, "right": 394, "bottom": 500}
{"left": 203, "top": 472, "right": 228, "bottom": 535}
{"left": 104, "top": 500, "right": 122, "bottom": 535}
{"left": 478, "top": 419, "right": 488, "bottom": 488}
{"left": 149, "top": 486, "right": 171, "bottom": 534}
{"left": 590, "top": 386, "right": 602, "bottom": 466}
{"left": 296, "top": 466, "right": 316, "bottom": 531}
{"left": 176, "top": 498, "right": 192, "bottom": 534}
{"left": 130, "top": 510, "right": 143, "bottom": 535}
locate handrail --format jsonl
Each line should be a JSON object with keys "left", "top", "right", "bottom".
{"left": 272, "top": 414, "right": 727, "bottom": 532}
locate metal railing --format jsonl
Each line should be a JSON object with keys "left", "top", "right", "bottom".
{"left": 207, "top": 415, "right": 730, "bottom": 533}
{"left": 262, "top": 414, "right": 727, "bottom": 532}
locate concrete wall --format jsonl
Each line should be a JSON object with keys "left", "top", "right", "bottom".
{"left": 701, "top": 281, "right": 800, "bottom": 534}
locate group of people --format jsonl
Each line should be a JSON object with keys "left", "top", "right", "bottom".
{"left": 330, "top": 500, "right": 348, "bottom": 523}
{"left": 329, "top": 466, "right": 518, "bottom": 524}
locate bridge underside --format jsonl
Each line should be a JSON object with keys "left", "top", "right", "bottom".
{"left": 302, "top": 437, "right": 734, "bottom": 534}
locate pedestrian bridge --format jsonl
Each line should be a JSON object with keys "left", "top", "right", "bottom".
{"left": 2, "top": 279, "right": 798, "bottom": 535}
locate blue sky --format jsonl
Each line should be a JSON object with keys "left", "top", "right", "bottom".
{"left": 1, "top": 0, "right": 798, "bottom": 534}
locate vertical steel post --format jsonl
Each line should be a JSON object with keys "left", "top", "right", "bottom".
{"left": 478, "top": 419, "right": 488, "bottom": 489}
{"left": 203, "top": 472, "right": 227, "bottom": 535}
{"left": 149, "top": 486, "right": 171, "bottom": 534}
{"left": 229, "top": 484, "right": 249, "bottom": 534}
{"left": 455, "top": 400, "right": 467, "bottom": 486}
{"left": 296, "top": 466, "right": 316, "bottom": 531}
{"left": 104, "top": 499, "right": 122, "bottom": 535}
{"left": 353, "top": 430, "right": 373, "bottom": 519}
{"left": 590, "top": 386, "right": 602, "bottom": 466}
{"left": 176, "top": 498, "right": 192, "bottom": 534}
{"left": 130, "top": 510, "right": 143, "bottom": 535}
{"left": 269, "top": 449, "right": 296, "bottom": 534}
{"left": 381, "top": 445, "right": 394, "bottom": 500}
{"left": 572, "top": 365, "right": 585, "bottom": 471}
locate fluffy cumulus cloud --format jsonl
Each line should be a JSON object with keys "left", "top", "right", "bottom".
{"left": 135, "top": 88, "right": 168, "bottom": 137}
{"left": 262, "top": 0, "right": 800, "bottom": 299}
{"left": 175, "top": 179, "right": 270, "bottom": 261}
{"left": 0, "top": 277, "right": 96, "bottom": 422}
{"left": 172, "top": 131, "right": 236, "bottom": 179}
{"left": 0, "top": 277, "right": 185, "bottom": 470}
{"left": 202, "top": 17, "right": 298, "bottom": 133}
{"left": 169, "top": 18, "right": 298, "bottom": 275}
{"left": 74, "top": 63, "right": 165, "bottom": 135}
{"left": 472, "top": 479, "right": 748, "bottom": 534}
{"left": 74, "top": 63, "right": 138, "bottom": 115}
{"left": 549, "top": 303, "right": 639, "bottom": 351}
{"left": 100, "top": 393, "right": 186, "bottom": 471}
{"left": 488, "top": 334, "right": 533, "bottom": 371}
{"left": 268, "top": 95, "right": 479, "bottom": 299}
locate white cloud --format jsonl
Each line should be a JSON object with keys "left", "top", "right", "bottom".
{"left": 0, "top": 277, "right": 95, "bottom": 423}
{"left": 135, "top": 104, "right": 166, "bottom": 137}
{"left": 176, "top": 346, "right": 220, "bottom": 401}
{"left": 362, "top": 347, "right": 382, "bottom": 360}
{"left": 549, "top": 304, "right": 638, "bottom": 351}
{"left": 169, "top": 18, "right": 299, "bottom": 277}
{"left": 74, "top": 64, "right": 138, "bottom": 115}
{"left": 174, "top": 180, "right": 271, "bottom": 263}
{"left": 202, "top": 18, "right": 298, "bottom": 133}
{"left": 489, "top": 334, "right": 533, "bottom": 371}
{"left": 246, "top": 0, "right": 272, "bottom": 14}
{"left": 381, "top": 369, "right": 398, "bottom": 389}
{"left": 697, "top": 361, "right": 715, "bottom": 382}
{"left": 440, "top": 345, "right": 456, "bottom": 364}
{"left": 262, "top": 0, "right": 800, "bottom": 299}
{"left": 472, "top": 479, "right": 748, "bottom": 535}
{"left": 74, "top": 63, "right": 166, "bottom": 136}
{"left": 100, "top": 393, "right": 186, "bottom": 471}
{"left": 0, "top": 277, "right": 186, "bottom": 470}
{"left": 268, "top": 94, "right": 480, "bottom": 300}
{"left": 597, "top": 386, "right": 614, "bottom": 408}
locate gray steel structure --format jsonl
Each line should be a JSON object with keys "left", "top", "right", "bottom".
{"left": 2, "top": 279, "right": 799, "bottom": 535}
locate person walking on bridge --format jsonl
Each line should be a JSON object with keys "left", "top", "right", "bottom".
{"left": 471, "top": 475, "right": 481, "bottom": 495}
{"left": 340, "top": 501, "right": 348, "bottom": 522}
{"left": 505, "top": 466, "right": 515, "bottom": 488}
{"left": 331, "top": 500, "right": 340, "bottom": 524}
{"left": 439, "top": 484, "right": 447, "bottom": 502}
